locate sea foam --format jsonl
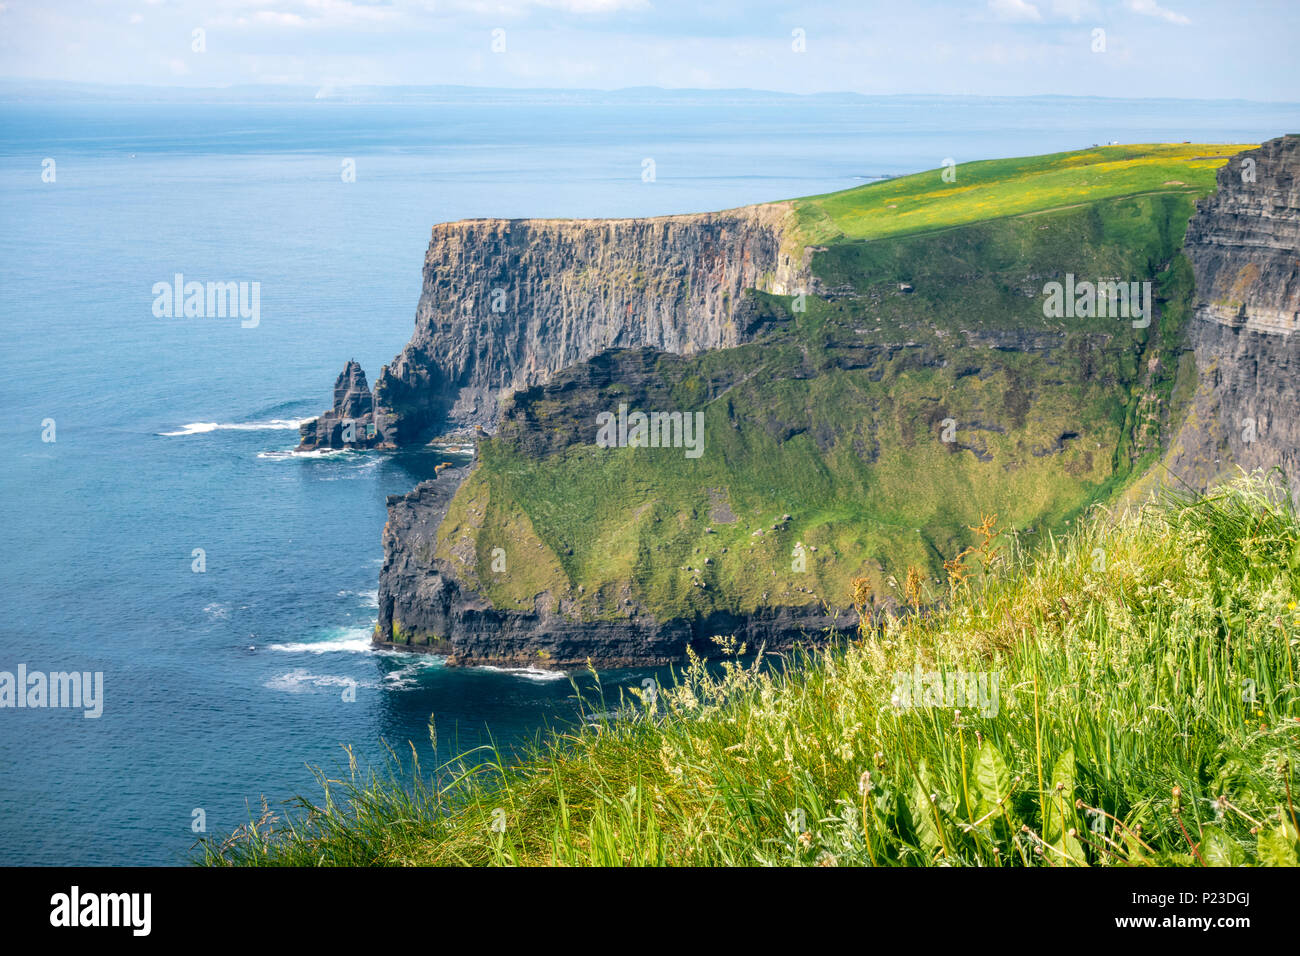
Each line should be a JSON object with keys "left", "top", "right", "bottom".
{"left": 160, "top": 418, "right": 306, "bottom": 437}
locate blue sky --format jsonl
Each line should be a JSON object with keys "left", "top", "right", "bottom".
{"left": 0, "top": 0, "right": 1295, "bottom": 100}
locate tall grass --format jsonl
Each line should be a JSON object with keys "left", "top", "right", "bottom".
{"left": 200, "top": 473, "right": 1300, "bottom": 866}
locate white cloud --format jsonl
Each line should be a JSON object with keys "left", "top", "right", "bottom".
{"left": 988, "top": 0, "right": 1042, "bottom": 21}
{"left": 0, "top": 0, "right": 1289, "bottom": 99}
{"left": 534, "top": 0, "right": 649, "bottom": 10}
{"left": 210, "top": 1, "right": 401, "bottom": 31}
{"left": 253, "top": 11, "right": 308, "bottom": 26}
{"left": 1125, "top": 0, "right": 1191, "bottom": 25}
{"left": 428, "top": 0, "right": 649, "bottom": 14}
{"left": 1049, "top": 0, "right": 1098, "bottom": 21}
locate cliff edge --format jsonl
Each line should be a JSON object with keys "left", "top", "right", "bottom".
{"left": 1166, "top": 135, "right": 1300, "bottom": 501}
{"left": 373, "top": 203, "right": 803, "bottom": 443}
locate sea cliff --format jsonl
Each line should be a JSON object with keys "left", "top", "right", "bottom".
{"left": 298, "top": 139, "right": 1298, "bottom": 666}
{"left": 1166, "top": 135, "right": 1300, "bottom": 501}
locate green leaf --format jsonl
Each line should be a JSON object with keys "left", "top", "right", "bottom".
{"left": 973, "top": 742, "right": 1010, "bottom": 806}
{"left": 1056, "top": 830, "right": 1089, "bottom": 867}
{"left": 1042, "top": 749, "right": 1076, "bottom": 842}
{"left": 1199, "top": 826, "right": 1245, "bottom": 867}
{"left": 1257, "top": 821, "right": 1299, "bottom": 867}
{"left": 970, "top": 741, "right": 1013, "bottom": 829}
{"left": 909, "top": 761, "right": 942, "bottom": 854}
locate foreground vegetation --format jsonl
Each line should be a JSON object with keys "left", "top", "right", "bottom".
{"left": 204, "top": 473, "right": 1300, "bottom": 866}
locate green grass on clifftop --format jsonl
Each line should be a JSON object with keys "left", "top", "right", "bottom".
{"left": 789, "top": 142, "right": 1253, "bottom": 247}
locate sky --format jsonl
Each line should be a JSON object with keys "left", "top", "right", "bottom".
{"left": 0, "top": 0, "right": 1295, "bottom": 100}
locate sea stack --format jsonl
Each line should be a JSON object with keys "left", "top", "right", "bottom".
{"left": 297, "top": 359, "right": 381, "bottom": 450}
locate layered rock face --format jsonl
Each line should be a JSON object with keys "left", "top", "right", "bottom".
{"left": 1169, "top": 135, "right": 1300, "bottom": 501}
{"left": 370, "top": 203, "right": 803, "bottom": 442}
{"left": 297, "top": 359, "right": 380, "bottom": 450}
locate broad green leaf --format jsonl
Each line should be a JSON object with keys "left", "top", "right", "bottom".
{"left": 1199, "top": 826, "right": 1245, "bottom": 867}
{"left": 973, "top": 742, "right": 1010, "bottom": 807}
{"left": 1257, "top": 821, "right": 1299, "bottom": 867}
{"left": 910, "top": 761, "right": 942, "bottom": 854}
{"left": 1056, "top": 831, "right": 1089, "bottom": 866}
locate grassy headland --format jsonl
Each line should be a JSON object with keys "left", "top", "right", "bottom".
{"left": 423, "top": 144, "right": 1255, "bottom": 629}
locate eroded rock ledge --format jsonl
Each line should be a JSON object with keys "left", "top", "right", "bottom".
{"left": 297, "top": 359, "right": 381, "bottom": 451}
{"left": 373, "top": 467, "right": 857, "bottom": 667}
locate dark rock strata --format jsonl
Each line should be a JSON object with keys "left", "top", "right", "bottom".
{"left": 1167, "top": 135, "right": 1300, "bottom": 502}
{"left": 369, "top": 204, "right": 804, "bottom": 444}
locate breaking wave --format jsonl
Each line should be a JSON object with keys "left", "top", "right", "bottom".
{"left": 160, "top": 418, "right": 306, "bottom": 437}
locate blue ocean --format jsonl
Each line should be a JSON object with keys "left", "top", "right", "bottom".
{"left": 2, "top": 88, "right": 1297, "bottom": 865}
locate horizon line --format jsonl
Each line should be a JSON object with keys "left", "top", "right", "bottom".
{"left": 1, "top": 78, "right": 1297, "bottom": 107}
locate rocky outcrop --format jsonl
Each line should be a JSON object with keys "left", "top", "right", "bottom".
{"left": 370, "top": 203, "right": 804, "bottom": 443}
{"left": 297, "top": 359, "right": 381, "bottom": 450}
{"left": 1168, "top": 136, "right": 1300, "bottom": 501}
